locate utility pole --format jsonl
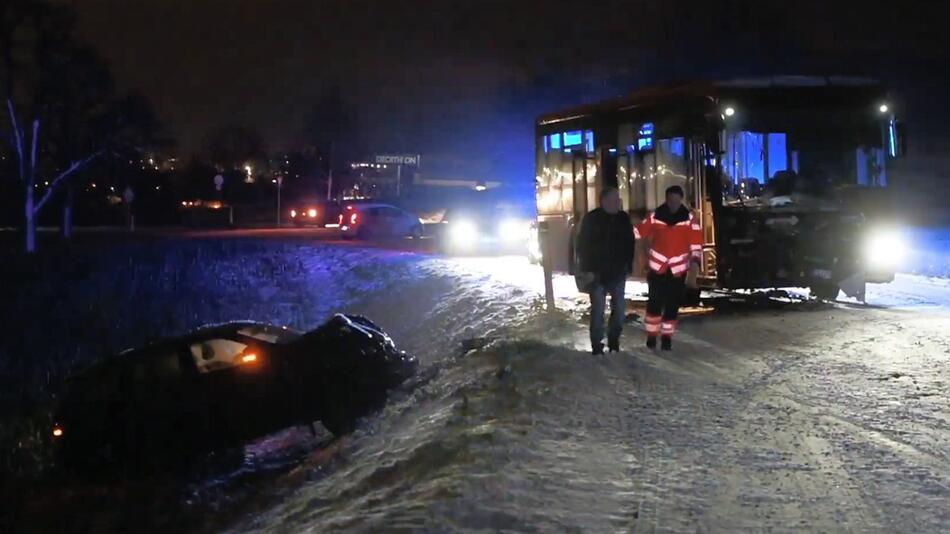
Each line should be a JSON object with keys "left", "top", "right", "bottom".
{"left": 276, "top": 175, "right": 283, "bottom": 227}
{"left": 326, "top": 141, "right": 334, "bottom": 201}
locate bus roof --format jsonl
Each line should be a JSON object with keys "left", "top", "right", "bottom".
{"left": 537, "top": 76, "right": 884, "bottom": 126}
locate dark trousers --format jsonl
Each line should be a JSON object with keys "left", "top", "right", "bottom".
{"left": 645, "top": 271, "right": 686, "bottom": 338}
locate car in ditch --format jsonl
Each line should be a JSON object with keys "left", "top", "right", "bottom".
{"left": 51, "top": 314, "right": 418, "bottom": 471}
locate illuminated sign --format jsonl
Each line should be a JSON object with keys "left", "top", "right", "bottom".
{"left": 374, "top": 154, "right": 421, "bottom": 166}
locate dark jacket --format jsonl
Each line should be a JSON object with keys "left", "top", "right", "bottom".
{"left": 576, "top": 208, "right": 635, "bottom": 285}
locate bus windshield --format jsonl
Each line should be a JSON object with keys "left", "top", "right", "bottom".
{"left": 719, "top": 111, "right": 893, "bottom": 207}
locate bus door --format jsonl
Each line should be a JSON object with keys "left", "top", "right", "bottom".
{"left": 690, "top": 139, "right": 718, "bottom": 284}
{"left": 568, "top": 149, "right": 597, "bottom": 274}
{"left": 571, "top": 149, "right": 591, "bottom": 218}
{"left": 620, "top": 147, "right": 650, "bottom": 278}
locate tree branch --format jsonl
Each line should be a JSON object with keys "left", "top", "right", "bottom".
{"left": 6, "top": 98, "right": 25, "bottom": 181}
{"left": 34, "top": 149, "right": 104, "bottom": 213}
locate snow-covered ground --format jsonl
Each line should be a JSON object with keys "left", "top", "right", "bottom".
{"left": 220, "top": 250, "right": 949, "bottom": 533}
{"left": 7, "top": 237, "right": 947, "bottom": 532}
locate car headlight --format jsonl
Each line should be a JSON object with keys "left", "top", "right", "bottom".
{"left": 498, "top": 219, "right": 529, "bottom": 242}
{"left": 449, "top": 220, "right": 479, "bottom": 246}
{"left": 863, "top": 228, "right": 906, "bottom": 270}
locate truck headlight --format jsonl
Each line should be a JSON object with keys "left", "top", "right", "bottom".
{"left": 450, "top": 220, "right": 478, "bottom": 246}
{"left": 863, "top": 228, "right": 906, "bottom": 270}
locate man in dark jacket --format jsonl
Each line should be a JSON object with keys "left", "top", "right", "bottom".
{"left": 576, "top": 187, "right": 635, "bottom": 355}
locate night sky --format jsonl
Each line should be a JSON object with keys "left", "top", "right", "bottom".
{"left": 70, "top": 0, "right": 950, "bottom": 181}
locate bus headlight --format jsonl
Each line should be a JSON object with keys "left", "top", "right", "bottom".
{"left": 498, "top": 219, "right": 529, "bottom": 242}
{"left": 863, "top": 228, "right": 906, "bottom": 270}
{"left": 450, "top": 220, "right": 479, "bottom": 246}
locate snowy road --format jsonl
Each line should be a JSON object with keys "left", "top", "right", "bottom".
{"left": 225, "top": 251, "right": 949, "bottom": 533}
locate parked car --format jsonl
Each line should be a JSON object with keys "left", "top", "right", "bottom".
{"left": 288, "top": 199, "right": 342, "bottom": 227}
{"left": 179, "top": 199, "right": 232, "bottom": 227}
{"left": 51, "top": 314, "right": 418, "bottom": 472}
{"left": 339, "top": 203, "right": 424, "bottom": 239}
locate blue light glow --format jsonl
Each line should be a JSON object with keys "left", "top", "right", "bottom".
{"left": 637, "top": 122, "right": 654, "bottom": 151}
{"left": 549, "top": 133, "right": 561, "bottom": 149}
{"left": 585, "top": 131, "right": 594, "bottom": 152}
{"left": 669, "top": 137, "right": 685, "bottom": 157}
{"left": 888, "top": 119, "right": 897, "bottom": 157}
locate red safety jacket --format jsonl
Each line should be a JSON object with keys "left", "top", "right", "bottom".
{"left": 634, "top": 205, "right": 703, "bottom": 276}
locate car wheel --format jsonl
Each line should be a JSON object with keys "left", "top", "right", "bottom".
{"left": 411, "top": 225, "right": 424, "bottom": 239}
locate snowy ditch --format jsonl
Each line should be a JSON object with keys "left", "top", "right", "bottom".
{"left": 3, "top": 236, "right": 949, "bottom": 532}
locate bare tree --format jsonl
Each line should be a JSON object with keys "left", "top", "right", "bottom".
{"left": 2, "top": 0, "right": 161, "bottom": 251}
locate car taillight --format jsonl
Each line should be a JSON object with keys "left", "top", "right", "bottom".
{"left": 350, "top": 213, "right": 358, "bottom": 225}
{"left": 52, "top": 425, "right": 64, "bottom": 438}
{"left": 290, "top": 209, "right": 297, "bottom": 218}
{"left": 338, "top": 213, "right": 343, "bottom": 225}
{"left": 240, "top": 353, "right": 258, "bottom": 364}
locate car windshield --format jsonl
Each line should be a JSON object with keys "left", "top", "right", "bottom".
{"left": 236, "top": 324, "right": 300, "bottom": 344}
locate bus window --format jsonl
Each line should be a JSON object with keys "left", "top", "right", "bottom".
{"left": 655, "top": 137, "right": 688, "bottom": 208}
{"left": 722, "top": 131, "right": 789, "bottom": 185}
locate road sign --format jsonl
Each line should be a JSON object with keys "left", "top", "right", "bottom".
{"left": 374, "top": 154, "right": 420, "bottom": 166}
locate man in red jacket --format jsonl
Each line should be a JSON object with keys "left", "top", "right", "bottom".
{"left": 634, "top": 185, "right": 702, "bottom": 351}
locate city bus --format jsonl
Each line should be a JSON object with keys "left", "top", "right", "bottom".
{"left": 534, "top": 76, "right": 905, "bottom": 300}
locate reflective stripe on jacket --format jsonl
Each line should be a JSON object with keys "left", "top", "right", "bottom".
{"left": 634, "top": 208, "right": 703, "bottom": 276}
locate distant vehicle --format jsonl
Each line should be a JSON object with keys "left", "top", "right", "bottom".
{"left": 179, "top": 199, "right": 231, "bottom": 227}
{"left": 288, "top": 199, "right": 342, "bottom": 227}
{"left": 51, "top": 314, "right": 418, "bottom": 471}
{"left": 339, "top": 203, "right": 424, "bottom": 240}
{"left": 434, "top": 204, "right": 534, "bottom": 255}
{"left": 535, "top": 76, "right": 906, "bottom": 300}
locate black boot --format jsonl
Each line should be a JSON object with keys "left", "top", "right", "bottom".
{"left": 608, "top": 338, "right": 620, "bottom": 353}
{"left": 592, "top": 342, "right": 604, "bottom": 355}
{"left": 645, "top": 336, "right": 657, "bottom": 350}
{"left": 661, "top": 335, "right": 672, "bottom": 351}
